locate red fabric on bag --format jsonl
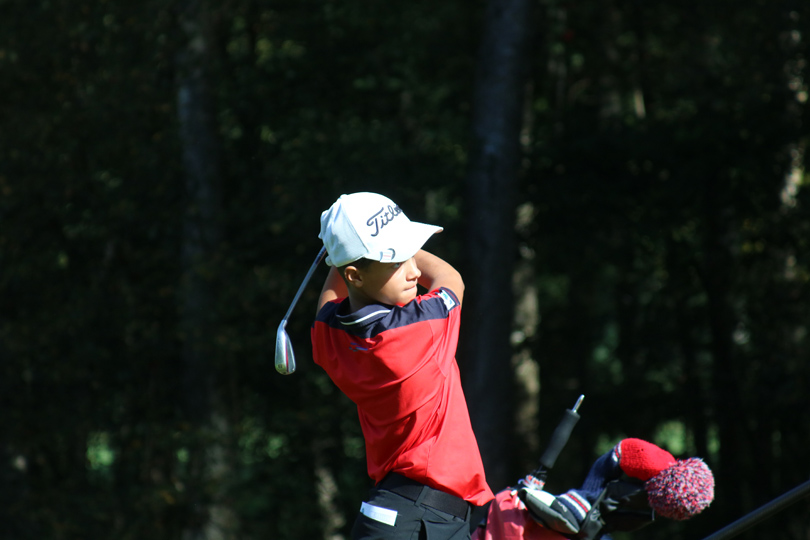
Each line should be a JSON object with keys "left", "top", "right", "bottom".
{"left": 471, "top": 490, "right": 567, "bottom": 540}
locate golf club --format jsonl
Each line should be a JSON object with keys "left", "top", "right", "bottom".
{"left": 523, "top": 394, "right": 584, "bottom": 491}
{"left": 275, "top": 246, "right": 327, "bottom": 375}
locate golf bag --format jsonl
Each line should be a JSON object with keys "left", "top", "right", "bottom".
{"left": 471, "top": 397, "right": 714, "bottom": 540}
{"left": 471, "top": 475, "right": 656, "bottom": 540}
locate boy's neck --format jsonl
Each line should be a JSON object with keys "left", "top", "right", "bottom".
{"left": 347, "top": 289, "right": 392, "bottom": 313}
{"left": 348, "top": 293, "right": 377, "bottom": 313}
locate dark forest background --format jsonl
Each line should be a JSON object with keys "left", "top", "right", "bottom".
{"left": 1, "top": 0, "right": 809, "bottom": 539}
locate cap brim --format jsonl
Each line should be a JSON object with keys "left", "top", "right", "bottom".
{"left": 383, "top": 222, "right": 443, "bottom": 263}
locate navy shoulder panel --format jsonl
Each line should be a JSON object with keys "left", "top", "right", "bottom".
{"left": 314, "top": 288, "right": 458, "bottom": 339}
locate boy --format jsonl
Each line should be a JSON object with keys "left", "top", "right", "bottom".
{"left": 311, "top": 192, "right": 494, "bottom": 540}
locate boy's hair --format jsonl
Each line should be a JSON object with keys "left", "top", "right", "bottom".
{"left": 339, "top": 257, "right": 374, "bottom": 272}
{"left": 337, "top": 258, "right": 375, "bottom": 284}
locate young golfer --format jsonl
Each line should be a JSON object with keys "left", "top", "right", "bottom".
{"left": 311, "top": 192, "right": 494, "bottom": 540}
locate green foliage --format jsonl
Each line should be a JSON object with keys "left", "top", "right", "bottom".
{"left": 525, "top": 1, "right": 810, "bottom": 538}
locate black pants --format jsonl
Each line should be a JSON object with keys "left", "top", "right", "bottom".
{"left": 351, "top": 476, "right": 472, "bottom": 540}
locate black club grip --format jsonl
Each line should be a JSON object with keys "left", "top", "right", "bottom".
{"left": 539, "top": 404, "right": 581, "bottom": 470}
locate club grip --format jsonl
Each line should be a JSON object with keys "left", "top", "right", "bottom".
{"left": 539, "top": 407, "right": 581, "bottom": 470}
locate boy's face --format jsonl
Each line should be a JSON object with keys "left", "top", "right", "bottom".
{"left": 347, "top": 257, "right": 421, "bottom": 308}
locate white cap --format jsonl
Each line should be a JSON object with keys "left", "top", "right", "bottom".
{"left": 319, "top": 192, "right": 442, "bottom": 267}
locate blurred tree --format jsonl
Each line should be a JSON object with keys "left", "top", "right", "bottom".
{"left": 174, "top": 0, "right": 238, "bottom": 538}
{"left": 462, "top": 0, "right": 536, "bottom": 491}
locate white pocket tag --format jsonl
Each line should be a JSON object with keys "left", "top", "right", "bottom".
{"left": 360, "top": 502, "right": 398, "bottom": 526}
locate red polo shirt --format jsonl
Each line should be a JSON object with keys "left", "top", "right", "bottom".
{"left": 311, "top": 287, "right": 494, "bottom": 507}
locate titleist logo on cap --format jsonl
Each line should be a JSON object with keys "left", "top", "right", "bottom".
{"left": 366, "top": 205, "right": 402, "bottom": 237}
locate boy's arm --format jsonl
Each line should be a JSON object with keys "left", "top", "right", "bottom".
{"left": 317, "top": 267, "right": 347, "bottom": 313}
{"left": 414, "top": 250, "right": 465, "bottom": 305}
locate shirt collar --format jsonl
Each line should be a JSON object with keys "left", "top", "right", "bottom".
{"left": 336, "top": 301, "right": 391, "bottom": 327}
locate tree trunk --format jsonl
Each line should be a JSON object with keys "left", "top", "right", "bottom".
{"left": 176, "top": 1, "right": 236, "bottom": 538}
{"left": 463, "top": 0, "right": 534, "bottom": 490}
{"left": 701, "top": 175, "right": 748, "bottom": 519}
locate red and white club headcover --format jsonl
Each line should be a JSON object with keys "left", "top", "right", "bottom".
{"left": 617, "top": 438, "right": 714, "bottom": 520}
{"left": 616, "top": 438, "right": 677, "bottom": 481}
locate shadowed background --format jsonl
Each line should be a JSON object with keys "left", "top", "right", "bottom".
{"left": 1, "top": 0, "right": 808, "bottom": 538}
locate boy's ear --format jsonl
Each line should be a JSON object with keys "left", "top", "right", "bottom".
{"left": 344, "top": 265, "right": 363, "bottom": 288}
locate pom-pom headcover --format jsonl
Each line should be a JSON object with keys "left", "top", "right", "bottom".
{"left": 541, "top": 437, "right": 715, "bottom": 537}
{"left": 615, "top": 438, "right": 715, "bottom": 520}
{"left": 646, "top": 457, "right": 715, "bottom": 520}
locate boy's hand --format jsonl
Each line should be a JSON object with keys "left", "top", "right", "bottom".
{"left": 414, "top": 250, "right": 464, "bottom": 304}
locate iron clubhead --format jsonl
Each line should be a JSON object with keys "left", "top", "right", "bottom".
{"left": 274, "top": 246, "right": 327, "bottom": 376}
{"left": 275, "top": 322, "right": 296, "bottom": 375}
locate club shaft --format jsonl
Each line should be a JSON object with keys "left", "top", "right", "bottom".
{"left": 281, "top": 246, "right": 327, "bottom": 326}
{"left": 700, "top": 479, "right": 810, "bottom": 540}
